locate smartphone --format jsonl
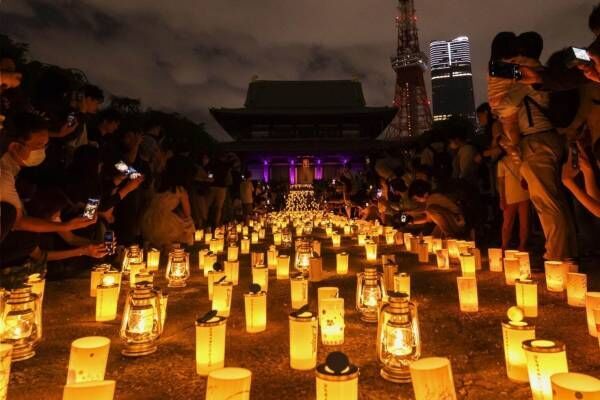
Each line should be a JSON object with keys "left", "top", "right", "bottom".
{"left": 376, "top": 189, "right": 383, "bottom": 199}
{"left": 67, "top": 112, "right": 77, "bottom": 127}
{"left": 489, "top": 61, "right": 522, "bottom": 80}
{"left": 208, "top": 173, "right": 214, "bottom": 179}
{"left": 570, "top": 143, "right": 579, "bottom": 170}
{"left": 104, "top": 231, "right": 116, "bottom": 255}
{"left": 115, "top": 161, "right": 129, "bottom": 174}
{"left": 83, "top": 198, "right": 99, "bottom": 220}
{"left": 400, "top": 214, "right": 408, "bottom": 224}
{"left": 128, "top": 166, "right": 141, "bottom": 179}
{"left": 566, "top": 47, "right": 592, "bottom": 68}
{"left": 115, "top": 161, "right": 141, "bottom": 179}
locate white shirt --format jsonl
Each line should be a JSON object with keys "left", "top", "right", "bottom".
{"left": 0, "top": 153, "right": 23, "bottom": 214}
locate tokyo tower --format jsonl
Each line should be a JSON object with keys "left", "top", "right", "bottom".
{"left": 382, "top": 0, "right": 432, "bottom": 139}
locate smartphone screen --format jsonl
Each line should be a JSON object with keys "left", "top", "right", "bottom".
{"left": 83, "top": 198, "right": 100, "bottom": 219}
{"left": 104, "top": 231, "right": 115, "bottom": 255}
{"left": 573, "top": 47, "right": 591, "bottom": 62}
{"left": 67, "top": 112, "right": 77, "bottom": 127}
{"left": 115, "top": 161, "right": 129, "bottom": 174}
{"left": 489, "top": 61, "right": 521, "bottom": 80}
{"left": 401, "top": 214, "right": 407, "bottom": 223}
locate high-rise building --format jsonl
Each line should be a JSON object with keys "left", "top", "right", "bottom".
{"left": 429, "top": 36, "right": 476, "bottom": 122}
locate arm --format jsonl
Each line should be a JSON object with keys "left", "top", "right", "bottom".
{"left": 48, "top": 120, "right": 79, "bottom": 138}
{"left": 14, "top": 215, "right": 95, "bottom": 233}
{"left": 180, "top": 188, "right": 192, "bottom": 218}
{"left": 578, "top": 147, "right": 600, "bottom": 201}
{"left": 562, "top": 152, "right": 600, "bottom": 217}
{"left": 57, "top": 230, "right": 92, "bottom": 247}
{"left": 30, "top": 243, "right": 107, "bottom": 262}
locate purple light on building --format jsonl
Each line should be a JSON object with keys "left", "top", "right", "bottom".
{"left": 263, "top": 160, "right": 270, "bottom": 183}
{"left": 315, "top": 159, "right": 323, "bottom": 180}
{"left": 289, "top": 160, "right": 296, "bottom": 184}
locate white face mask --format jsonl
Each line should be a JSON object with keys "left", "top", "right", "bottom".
{"left": 22, "top": 148, "right": 46, "bottom": 167}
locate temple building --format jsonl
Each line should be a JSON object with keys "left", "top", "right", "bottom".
{"left": 210, "top": 80, "right": 396, "bottom": 183}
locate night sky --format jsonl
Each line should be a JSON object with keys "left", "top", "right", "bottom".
{"left": 1, "top": 0, "right": 595, "bottom": 141}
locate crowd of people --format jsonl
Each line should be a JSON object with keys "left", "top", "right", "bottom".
{"left": 2, "top": 4, "right": 600, "bottom": 284}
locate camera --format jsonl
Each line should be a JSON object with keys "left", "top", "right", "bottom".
{"left": 488, "top": 60, "right": 522, "bottom": 80}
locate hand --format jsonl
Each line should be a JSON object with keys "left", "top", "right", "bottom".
{"left": 499, "top": 197, "right": 506, "bottom": 211}
{"left": 99, "top": 209, "right": 115, "bottom": 224}
{"left": 576, "top": 142, "right": 593, "bottom": 175}
{"left": 561, "top": 155, "right": 580, "bottom": 185}
{"left": 65, "top": 215, "right": 96, "bottom": 231}
{"left": 518, "top": 66, "right": 542, "bottom": 85}
{"left": 55, "top": 119, "right": 79, "bottom": 138}
{"left": 124, "top": 175, "right": 144, "bottom": 192}
{"left": 0, "top": 71, "right": 22, "bottom": 89}
{"left": 578, "top": 53, "right": 600, "bottom": 83}
{"left": 84, "top": 243, "right": 108, "bottom": 258}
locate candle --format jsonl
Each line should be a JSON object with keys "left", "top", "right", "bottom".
{"left": 566, "top": 273, "right": 587, "bottom": 307}
{"left": 365, "top": 241, "right": 377, "bottom": 262}
{"left": 515, "top": 279, "right": 538, "bottom": 318}
{"left": 206, "top": 368, "right": 252, "bottom": 400}
{"left": 336, "top": 252, "right": 349, "bottom": 275}
{"left": 195, "top": 313, "right": 227, "bottom": 376}
{"left": 224, "top": 261, "right": 240, "bottom": 286}
{"left": 204, "top": 231, "right": 213, "bottom": 245}
{"left": 523, "top": 339, "right": 568, "bottom": 400}
{"left": 331, "top": 232, "right": 341, "bottom": 248}
{"left": 67, "top": 336, "right": 110, "bottom": 384}
{"left": 194, "top": 229, "right": 204, "bottom": 242}
{"left": 319, "top": 298, "right": 345, "bottom": 346}
{"left": 244, "top": 287, "right": 267, "bottom": 333}
{"left": 251, "top": 231, "right": 259, "bottom": 244}
{"left": 488, "top": 248, "right": 503, "bottom": 272}
{"left": 62, "top": 380, "right": 116, "bottom": 400}
{"left": 227, "top": 245, "right": 239, "bottom": 262}
{"left": 457, "top": 277, "right": 478, "bottom": 312}
{"left": 251, "top": 264, "right": 269, "bottom": 292}
{"left": 409, "top": 357, "right": 457, "bottom": 400}
{"left": 273, "top": 232, "right": 282, "bottom": 246}
{"left": 504, "top": 258, "right": 521, "bottom": 285}
{"left": 277, "top": 255, "right": 290, "bottom": 280}
{"left": 551, "top": 372, "right": 600, "bottom": 400}
{"left": 544, "top": 261, "right": 569, "bottom": 292}
{"left": 585, "top": 292, "right": 600, "bottom": 337}
{"left": 95, "top": 275, "right": 119, "bottom": 322}
{"left": 357, "top": 233, "right": 366, "bottom": 246}
{"left": 289, "top": 310, "right": 318, "bottom": 370}
{"left": 502, "top": 310, "right": 535, "bottom": 382}
{"left": 290, "top": 275, "right": 309, "bottom": 310}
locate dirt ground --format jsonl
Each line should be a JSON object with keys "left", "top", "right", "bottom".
{"left": 8, "top": 234, "right": 600, "bottom": 400}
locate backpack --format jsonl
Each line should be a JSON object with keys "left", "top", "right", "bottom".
{"left": 524, "top": 89, "right": 580, "bottom": 129}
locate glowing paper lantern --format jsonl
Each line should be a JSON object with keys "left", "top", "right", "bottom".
{"left": 66, "top": 336, "right": 110, "bottom": 384}
{"left": 336, "top": 252, "right": 349, "bottom": 275}
{"left": 385, "top": 230, "right": 395, "bottom": 245}
{"left": 309, "top": 257, "right": 323, "bottom": 282}
{"left": 227, "top": 245, "right": 239, "bottom": 262}
{"left": 251, "top": 264, "right": 269, "bottom": 292}
{"left": 96, "top": 275, "right": 119, "bottom": 322}
{"left": 267, "top": 246, "right": 278, "bottom": 270}
{"left": 312, "top": 240, "right": 322, "bottom": 257}
{"left": 62, "top": 380, "right": 116, "bottom": 400}
{"left": 409, "top": 357, "right": 457, "bottom": 400}
{"left": 244, "top": 286, "right": 267, "bottom": 333}
{"left": 447, "top": 239, "right": 459, "bottom": 259}
{"left": 290, "top": 275, "right": 309, "bottom": 310}
{"left": 566, "top": 273, "right": 587, "bottom": 308}
{"left": 128, "top": 261, "right": 145, "bottom": 288}
{"left": 146, "top": 248, "right": 160, "bottom": 272}
{"left": 457, "top": 277, "right": 478, "bottom": 313}
{"left": 251, "top": 231, "right": 259, "bottom": 244}
{"left": 488, "top": 248, "right": 503, "bottom": 272}
{"left": 198, "top": 249, "right": 209, "bottom": 272}
{"left": 394, "top": 231, "right": 404, "bottom": 245}
{"left": 585, "top": 292, "right": 600, "bottom": 337}
{"left": 194, "top": 229, "right": 204, "bottom": 242}
{"left": 502, "top": 311, "right": 535, "bottom": 382}
{"left": 318, "top": 287, "right": 339, "bottom": 318}
{"left": 195, "top": 312, "right": 227, "bottom": 376}
{"left": 436, "top": 249, "right": 449, "bottom": 270}
{"left": 523, "top": 339, "right": 568, "bottom": 400}
{"left": 320, "top": 298, "right": 345, "bottom": 346}
{"left": 90, "top": 264, "right": 110, "bottom": 297}
{"left": 203, "top": 253, "right": 217, "bottom": 277}
{"left": 119, "top": 283, "right": 163, "bottom": 357}
{"left": 551, "top": 372, "right": 600, "bottom": 399}
{"left": 0, "top": 344, "right": 11, "bottom": 400}
{"left": 273, "top": 232, "right": 282, "bottom": 246}
{"left": 515, "top": 251, "right": 531, "bottom": 276}
{"left": 316, "top": 352, "right": 358, "bottom": 400}
{"left": 393, "top": 273, "right": 410, "bottom": 299}
{"left": 208, "top": 270, "right": 226, "bottom": 301}
{"left": 212, "top": 281, "right": 233, "bottom": 317}
{"left": 544, "top": 261, "right": 569, "bottom": 292}
{"left": 206, "top": 368, "right": 252, "bottom": 400}
{"left": 240, "top": 237, "right": 250, "bottom": 255}
{"left": 277, "top": 255, "right": 290, "bottom": 280}
{"left": 251, "top": 251, "right": 265, "bottom": 268}
{"left": 224, "top": 261, "right": 239, "bottom": 286}
{"left": 504, "top": 258, "right": 521, "bottom": 285}
{"left": 403, "top": 233, "right": 413, "bottom": 250}
{"left": 459, "top": 254, "right": 476, "bottom": 277}
{"left": 417, "top": 241, "right": 429, "bottom": 263}
{"left": 332, "top": 232, "right": 341, "bottom": 248}
{"left": 409, "top": 237, "right": 420, "bottom": 255}
{"left": 289, "top": 310, "right": 318, "bottom": 370}
{"left": 365, "top": 241, "right": 378, "bottom": 262}
{"left": 356, "top": 266, "right": 386, "bottom": 323}
{"left": 210, "top": 238, "right": 221, "bottom": 254}
{"left": 383, "top": 263, "right": 398, "bottom": 291}
{"left": 357, "top": 233, "right": 366, "bottom": 246}
{"left": 515, "top": 279, "right": 538, "bottom": 318}
{"left": 431, "top": 238, "right": 442, "bottom": 253}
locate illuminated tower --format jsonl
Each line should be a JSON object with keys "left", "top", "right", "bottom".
{"left": 383, "top": 0, "right": 432, "bottom": 139}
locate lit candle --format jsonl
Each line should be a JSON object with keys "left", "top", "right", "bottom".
{"left": 409, "top": 357, "right": 457, "bottom": 400}
{"left": 515, "top": 279, "right": 538, "bottom": 318}
{"left": 251, "top": 251, "right": 265, "bottom": 268}
{"left": 316, "top": 352, "right": 358, "bottom": 400}
{"left": 459, "top": 253, "right": 476, "bottom": 277}
{"left": 544, "top": 261, "right": 569, "bottom": 292}
{"left": 259, "top": 228, "right": 266, "bottom": 240}
{"left": 227, "top": 245, "right": 239, "bottom": 262}
{"left": 289, "top": 309, "right": 318, "bottom": 370}
{"left": 319, "top": 298, "right": 345, "bottom": 346}
{"left": 290, "top": 275, "right": 309, "bottom": 309}
{"left": 357, "top": 233, "right": 366, "bottom": 246}
{"left": 393, "top": 273, "right": 410, "bottom": 299}
{"left": 504, "top": 258, "right": 521, "bottom": 285}
{"left": 212, "top": 281, "right": 233, "bottom": 317}
{"left": 336, "top": 252, "right": 349, "bottom": 275}
{"left": 515, "top": 251, "right": 531, "bottom": 277}
{"left": 242, "top": 226, "right": 249, "bottom": 236}
{"left": 436, "top": 249, "right": 449, "bottom": 270}
{"left": 146, "top": 248, "right": 160, "bottom": 272}
{"left": 195, "top": 311, "right": 227, "bottom": 376}
{"left": 251, "top": 264, "right": 269, "bottom": 292}
{"left": 385, "top": 230, "right": 395, "bottom": 245}
{"left": 523, "top": 339, "right": 568, "bottom": 400}
{"left": 95, "top": 275, "right": 119, "bottom": 322}
{"left": 224, "top": 261, "right": 240, "bottom": 286}
{"left": 204, "top": 231, "right": 213, "bottom": 245}
{"left": 206, "top": 368, "right": 252, "bottom": 400}
{"left": 244, "top": 285, "right": 267, "bottom": 333}
{"left": 585, "top": 292, "right": 600, "bottom": 337}
{"left": 447, "top": 239, "right": 459, "bottom": 259}
{"left": 488, "top": 248, "right": 503, "bottom": 272}
{"left": 331, "top": 232, "right": 341, "bottom": 248}
{"left": 277, "top": 255, "right": 290, "bottom": 280}
{"left": 62, "top": 380, "right": 116, "bottom": 400}
{"left": 66, "top": 336, "right": 110, "bottom": 384}
{"left": 502, "top": 308, "right": 535, "bottom": 382}
{"left": 566, "top": 273, "right": 586, "bottom": 308}
{"left": 551, "top": 372, "right": 600, "bottom": 400}
{"left": 457, "top": 276, "right": 478, "bottom": 312}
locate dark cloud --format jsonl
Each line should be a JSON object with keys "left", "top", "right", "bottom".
{"left": 1, "top": 0, "right": 595, "bottom": 141}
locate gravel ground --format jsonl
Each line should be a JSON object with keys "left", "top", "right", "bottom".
{"left": 8, "top": 234, "right": 600, "bottom": 400}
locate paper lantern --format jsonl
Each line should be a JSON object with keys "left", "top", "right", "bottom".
{"left": 551, "top": 372, "right": 600, "bottom": 400}
{"left": 377, "top": 292, "right": 421, "bottom": 382}
{"left": 505, "top": 249, "right": 519, "bottom": 259}
{"left": 241, "top": 237, "right": 250, "bottom": 254}
{"left": 383, "top": 263, "right": 398, "bottom": 291}
{"left": 277, "top": 255, "right": 290, "bottom": 280}
{"left": 357, "top": 233, "right": 366, "bottom": 246}
{"left": 417, "top": 241, "right": 429, "bottom": 263}
{"left": 223, "top": 261, "right": 239, "bottom": 286}
{"left": 394, "top": 273, "right": 410, "bottom": 299}
{"left": 488, "top": 248, "right": 503, "bottom": 272}
{"left": 502, "top": 313, "right": 535, "bottom": 382}
{"left": 198, "top": 249, "right": 209, "bottom": 272}
{"left": 564, "top": 261, "right": 579, "bottom": 273}
{"left": 566, "top": 273, "right": 587, "bottom": 308}
{"left": 332, "top": 232, "right": 341, "bottom": 248}
{"left": 204, "top": 231, "right": 213, "bottom": 245}
{"left": 320, "top": 298, "right": 345, "bottom": 346}
{"left": 203, "top": 253, "right": 217, "bottom": 277}
{"left": 90, "top": 264, "right": 110, "bottom": 297}
{"left": 251, "top": 251, "right": 265, "bottom": 268}
{"left": 67, "top": 336, "right": 110, "bottom": 384}
{"left": 325, "top": 224, "right": 333, "bottom": 237}
{"left": 242, "top": 226, "right": 249, "bottom": 236}
{"left": 0, "top": 344, "right": 11, "bottom": 400}
{"left": 209, "top": 238, "right": 220, "bottom": 254}
{"left": 585, "top": 292, "right": 600, "bottom": 337}
{"left": 227, "top": 245, "right": 239, "bottom": 262}
{"left": 504, "top": 258, "right": 521, "bottom": 285}
{"left": 409, "top": 237, "right": 420, "bottom": 255}
{"left": 403, "top": 233, "right": 412, "bottom": 250}
{"left": 447, "top": 239, "right": 459, "bottom": 259}
{"left": 194, "top": 229, "right": 204, "bottom": 242}
{"left": 316, "top": 352, "right": 358, "bottom": 400}
{"left": 146, "top": 248, "right": 160, "bottom": 272}
{"left": 457, "top": 277, "right": 478, "bottom": 313}
{"left": 317, "top": 287, "right": 339, "bottom": 318}
{"left": 62, "top": 380, "right": 116, "bottom": 400}
{"left": 206, "top": 368, "right": 252, "bottom": 400}
{"left": 356, "top": 266, "right": 386, "bottom": 323}
{"left": 523, "top": 339, "right": 568, "bottom": 400}
{"left": 436, "top": 249, "right": 449, "bottom": 270}
{"left": 336, "top": 252, "right": 349, "bottom": 275}
{"left": 431, "top": 238, "right": 442, "bottom": 253}
{"left": 273, "top": 232, "right": 282, "bottom": 246}
{"left": 0, "top": 286, "right": 41, "bottom": 362}
{"left": 309, "top": 257, "right": 323, "bottom": 282}
{"left": 119, "top": 283, "right": 163, "bottom": 357}
{"left": 290, "top": 275, "right": 309, "bottom": 309}
{"left": 244, "top": 288, "right": 267, "bottom": 333}
{"left": 165, "top": 248, "right": 190, "bottom": 288}
{"left": 251, "top": 264, "right": 269, "bottom": 292}
{"left": 409, "top": 357, "right": 457, "bottom": 400}
{"left": 365, "top": 240, "right": 377, "bottom": 262}
{"left": 381, "top": 254, "right": 396, "bottom": 266}
{"left": 289, "top": 310, "right": 318, "bottom": 370}
{"left": 312, "top": 240, "right": 322, "bottom": 257}
{"left": 515, "top": 279, "right": 538, "bottom": 318}
{"left": 208, "top": 270, "right": 226, "bottom": 301}
{"left": 259, "top": 228, "right": 266, "bottom": 240}
{"left": 394, "top": 231, "right": 404, "bottom": 245}
{"left": 385, "top": 230, "right": 395, "bottom": 245}
{"left": 128, "top": 261, "right": 145, "bottom": 288}
{"left": 267, "top": 246, "right": 278, "bottom": 270}
{"left": 545, "top": 261, "right": 569, "bottom": 292}
{"left": 343, "top": 224, "right": 351, "bottom": 236}
{"left": 251, "top": 231, "right": 259, "bottom": 244}
{"left": 515, "top": 251, "right": 531, "bottom": 277}
{"left": 212, "top": 281, "right": 233, "bottom": 317}
{"left": 470, "top": 247, "right": 482, "bottom": 270}
{"left": 459, "top": 254, "right": 476, "bottom": 277}
{"left": 195, "top": 313, "right": 227, "bottom": 376}
{"left": 96, "top": 275, "right": 120, "bottom": 322}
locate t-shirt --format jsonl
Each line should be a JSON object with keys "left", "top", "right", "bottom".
{"left": 426, "top": 193, "right": 462, "bottom": 217}
{"left": 0, "top": 153, "right": 23, "bottom": 214}
{"left": 497, "top": 157, "right": 529, "bottom": 205}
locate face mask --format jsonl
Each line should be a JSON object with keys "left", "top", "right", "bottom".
{"left": 22, "top": 148, "right": 46, "bottom": 167}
